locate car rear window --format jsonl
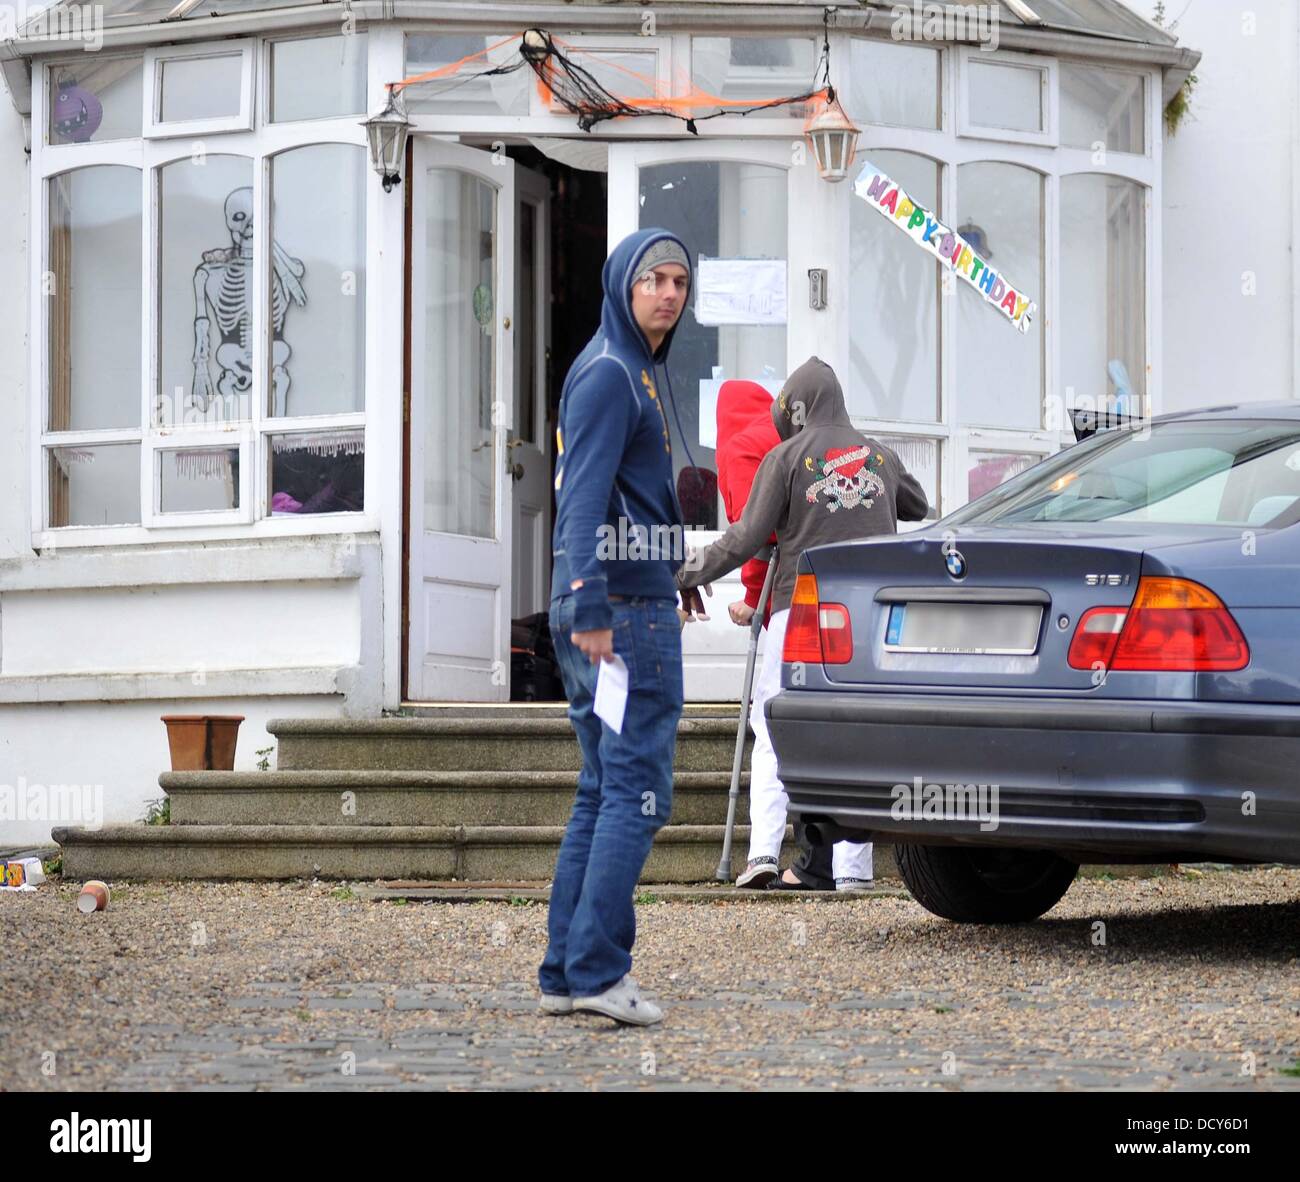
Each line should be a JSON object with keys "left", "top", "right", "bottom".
{"left": 947, "top": 420, "right": 1300, "bottom": 528}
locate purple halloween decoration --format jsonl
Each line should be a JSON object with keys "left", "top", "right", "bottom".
{"left": 52, "top": 80, "right": 104, "bottom": 143}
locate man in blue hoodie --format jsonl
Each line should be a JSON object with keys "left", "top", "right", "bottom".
{"left": 540, "top": 228, "right": 694, "bottom": 1026}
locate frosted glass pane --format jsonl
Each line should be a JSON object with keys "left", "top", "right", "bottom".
{"left": 1061, "top": 64, "right": 1144, "bottom": 154}
{"left": 48, "top": 443, "right": 140, "bottom": 527}
{"left": 424, "top": 170, "right": 497, "bottom": 539}
{"left": 1060, "top": 174, "right": 1145, "bottom": 417}
{"left": 271, "top": 34, "right": 367, "bottom": 121}
{"left": 48, "top": 166, "right": 141, "bottom": 431}
{"left": 967, "top": 59, "right": 1044, "bottom": 133}
{"left": 404, "top": 34, "right": 530, "bottom": 115}
{"left": 49, "top": 56, "right": 142, "bottom": 143}
{"left": 692, "top": 38, "right": 818, "bottom": 118}
{"left": 848, "top": 151, "right": 940, "bottom": 422}
{"left": 955, "top": 163, "right": 1044, "bottom": 430}
{"left": 847, "top": 40, "right": 940, "bottom": 130}
{"left": 270, "top": 144, "right": 367, "bottom": 417}
{"left": 157, "top": 155, "right": 254, "bottom": 426}
{"left": 159, "top": 54, "right": 242, "bottom": 122}
{"left": 159, "top": 448, "right": 240, "bottom": 513}
{"left": 876, "top": 435, "right": 940, "bottom": 519}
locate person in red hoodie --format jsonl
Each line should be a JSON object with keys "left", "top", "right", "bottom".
{"left": 712, "top": 379, "right": 874, "bottom": 891}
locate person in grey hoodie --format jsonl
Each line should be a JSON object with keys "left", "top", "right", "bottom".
{"left": 678, "top": 355, "right": 930, "bottom": 890}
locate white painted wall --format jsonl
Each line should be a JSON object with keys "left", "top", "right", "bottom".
{"left": 0, "top": 695, "right": 343, "bottom": 849}
{"left": 1160, "top": 0, "right": 1299, "bottom": 411}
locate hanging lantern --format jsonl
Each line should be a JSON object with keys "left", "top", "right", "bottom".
{"left": 803, "top": 89, "right": 860, "bottom": 183}
{"left": 362, "top": 85, "right": 412, "bottom": 193}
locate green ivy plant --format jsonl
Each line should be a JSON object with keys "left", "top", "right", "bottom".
{"left": 1152, "top": 1, "right": 1197, "bottom": 136}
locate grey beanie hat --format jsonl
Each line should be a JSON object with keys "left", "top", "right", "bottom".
{"left": 630, "top": 238, "right": 691, "bottom": 287}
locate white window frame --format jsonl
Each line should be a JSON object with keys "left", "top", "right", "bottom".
{"left": 836, "top": 33, "right": 1158, "bottom": 516}
{"left": 957, "top": 46, "right": 1058, "bottom": 148}
{"left": 147, "top": 428, "right": 254, "bottom": 527}
{"left": 265, "top": 28, "right": 370, "bottom": 126}
{"left": 45, "top": 51, "right": 147, "bottom": 147}
{"left": 1057, "top": 59, "right": 1150, "bottom": 159}
{"left": 143, "top": 39, "right": 256, "bottom": 139}
{"left": 32, "top": 37, "right": 377, "bottom": 549}
{"left": 844, "top": 36, "right": 945, "bottom": 134}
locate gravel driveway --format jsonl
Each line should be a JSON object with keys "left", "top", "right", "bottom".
{"left": 4, "top": 868, "right": 1299, "bottom": 1091}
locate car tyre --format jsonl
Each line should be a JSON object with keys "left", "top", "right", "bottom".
{"left": 896, "top": 845, "right": 1078, "bottom": 923}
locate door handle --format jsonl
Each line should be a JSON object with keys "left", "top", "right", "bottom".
{"left": 510, "top": 461, "right": 525, "bottom": 482}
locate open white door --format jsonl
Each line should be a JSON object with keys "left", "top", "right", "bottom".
{"left": 606, "top": 139, "right": 830, "bottom": 699}
{"left": 509, "top": 166, "right": 553, "bottom": 619}
{"left": 407, "top": 139, "right": 516, "bottom": 701}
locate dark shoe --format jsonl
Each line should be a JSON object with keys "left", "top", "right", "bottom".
{"left": 765, "top": 868, "right": 834, "bottom": 892}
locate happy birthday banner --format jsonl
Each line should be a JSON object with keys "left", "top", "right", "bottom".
{"left": 853, "top": 159, "right": 1037, "bottom": 335}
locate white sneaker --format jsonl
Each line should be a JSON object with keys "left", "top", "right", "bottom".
{"left": 572, "top": 974, "right": 663, "bottom": 1026}
{"left": 835, "top": 877, "right": 875, "bottom": 893}
{"left": 736, "top": 856, "right": 779, "bottom": 889}
{"left": 539, "top": 993, "right": 574, "bottom": 1015}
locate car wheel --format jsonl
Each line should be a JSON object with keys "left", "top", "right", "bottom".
{"left": 896, "top": 845, "right": 1078, "bottom": 923}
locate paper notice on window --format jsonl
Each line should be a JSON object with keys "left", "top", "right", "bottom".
{"left": 695, "top": 258, "right": 788, "bottom": 326}
{"left": 697, "top": 377, "right": 785, "bottom": 449}
{"left": 594, "top": 654, "right": 629, "bottom": 734}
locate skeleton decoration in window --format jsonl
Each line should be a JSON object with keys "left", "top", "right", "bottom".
{"left": 191, "top": 186, "right": 307, "bottom": 414}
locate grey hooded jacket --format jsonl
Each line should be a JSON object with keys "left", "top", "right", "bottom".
{"left": 677, "top": 356, "right": 930, "bottom": 613}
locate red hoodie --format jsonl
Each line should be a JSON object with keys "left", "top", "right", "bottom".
{"left": 714, "top": 381, "right": 780, "bottom": 616}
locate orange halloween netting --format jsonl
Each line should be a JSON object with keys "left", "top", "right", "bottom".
{"left": 393, "top": 29, "right": 835, "bottom": 132}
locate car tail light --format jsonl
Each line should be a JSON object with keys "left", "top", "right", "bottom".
{"left": 1068, "top": 577, "right": 1249, "bottom": 674}
{"left": 782, "top": 574, "right": 853, "bottom": 665}
{"left": 1067, "top": 607, "right": 1128, "bottom": 670}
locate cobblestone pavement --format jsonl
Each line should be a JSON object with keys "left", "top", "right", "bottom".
{"left": 4, "top": 868, "right": 1299, "bottom": 1091}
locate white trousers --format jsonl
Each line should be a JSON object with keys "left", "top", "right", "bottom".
{"left": 747, "top": 608, "right": 873, "bottom": 881}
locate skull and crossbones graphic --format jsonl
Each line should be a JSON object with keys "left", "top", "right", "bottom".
{"left": 805, "top": 446, "right": 886, "bottom": 512}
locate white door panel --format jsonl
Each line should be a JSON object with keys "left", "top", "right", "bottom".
{"left": 408, "top": 139, "right": 515, "bottom": 701}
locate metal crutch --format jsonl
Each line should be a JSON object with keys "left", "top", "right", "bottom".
{"left": 715, "top": 545, "right": 779, "bottom": 882}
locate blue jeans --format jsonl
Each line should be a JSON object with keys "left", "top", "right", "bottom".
{"left": 540, "top": 595, "right": 684, "bottom": 997}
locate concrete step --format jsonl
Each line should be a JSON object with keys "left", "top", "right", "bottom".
{"left": 391, "top": 703, "right": 743, "bottom": 720}
{"left": 161, "top": 769, "right": 749, "bottom": 827}
{"left": 269, "top": 716, "right": 751, "bottom": 773}
{"left": 54, "top": 823, "right": 900, "bottom": 883}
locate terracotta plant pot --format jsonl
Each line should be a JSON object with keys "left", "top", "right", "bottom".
{"left": 161, "top": 714, "right": 245, "bottom": 771}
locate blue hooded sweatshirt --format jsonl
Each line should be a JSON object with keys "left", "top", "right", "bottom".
{"left": 549, "top": 227, "right": 691, "bottom": 632}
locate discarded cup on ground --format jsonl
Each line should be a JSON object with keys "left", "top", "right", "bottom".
{"left": 77, "top": 880, "right": 109, "bottom": 913}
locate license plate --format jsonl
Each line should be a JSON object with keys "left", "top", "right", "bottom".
{"left": 884, "top": 602, "right": 1043, "bottom": 655}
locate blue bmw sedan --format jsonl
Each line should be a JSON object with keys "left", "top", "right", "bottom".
{"left": 768, "top": 404, "right": 1300, "bottom": 922}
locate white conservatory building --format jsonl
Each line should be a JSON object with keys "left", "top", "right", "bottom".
{"left": 0, "top": 0, "right": 1199, "bottom": 844}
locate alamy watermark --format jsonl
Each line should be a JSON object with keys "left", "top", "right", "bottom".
{"left": 0, "top": 777, "right": 104, "bottom": 830}
{"left": 2, "top": 3, "right": 105, "bottom": 50}
{"left": 891, "top": 2, "right": 1000, "bottom": 51}
{"left": 596, "top": 518, "right": 704, "bottom": 568}
{"left": 891, "top": 775, "right": 1000, "bottom": 832}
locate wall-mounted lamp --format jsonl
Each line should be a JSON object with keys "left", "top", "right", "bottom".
{"left": 363, "top": 85, "right": 412, "bottom": 193}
